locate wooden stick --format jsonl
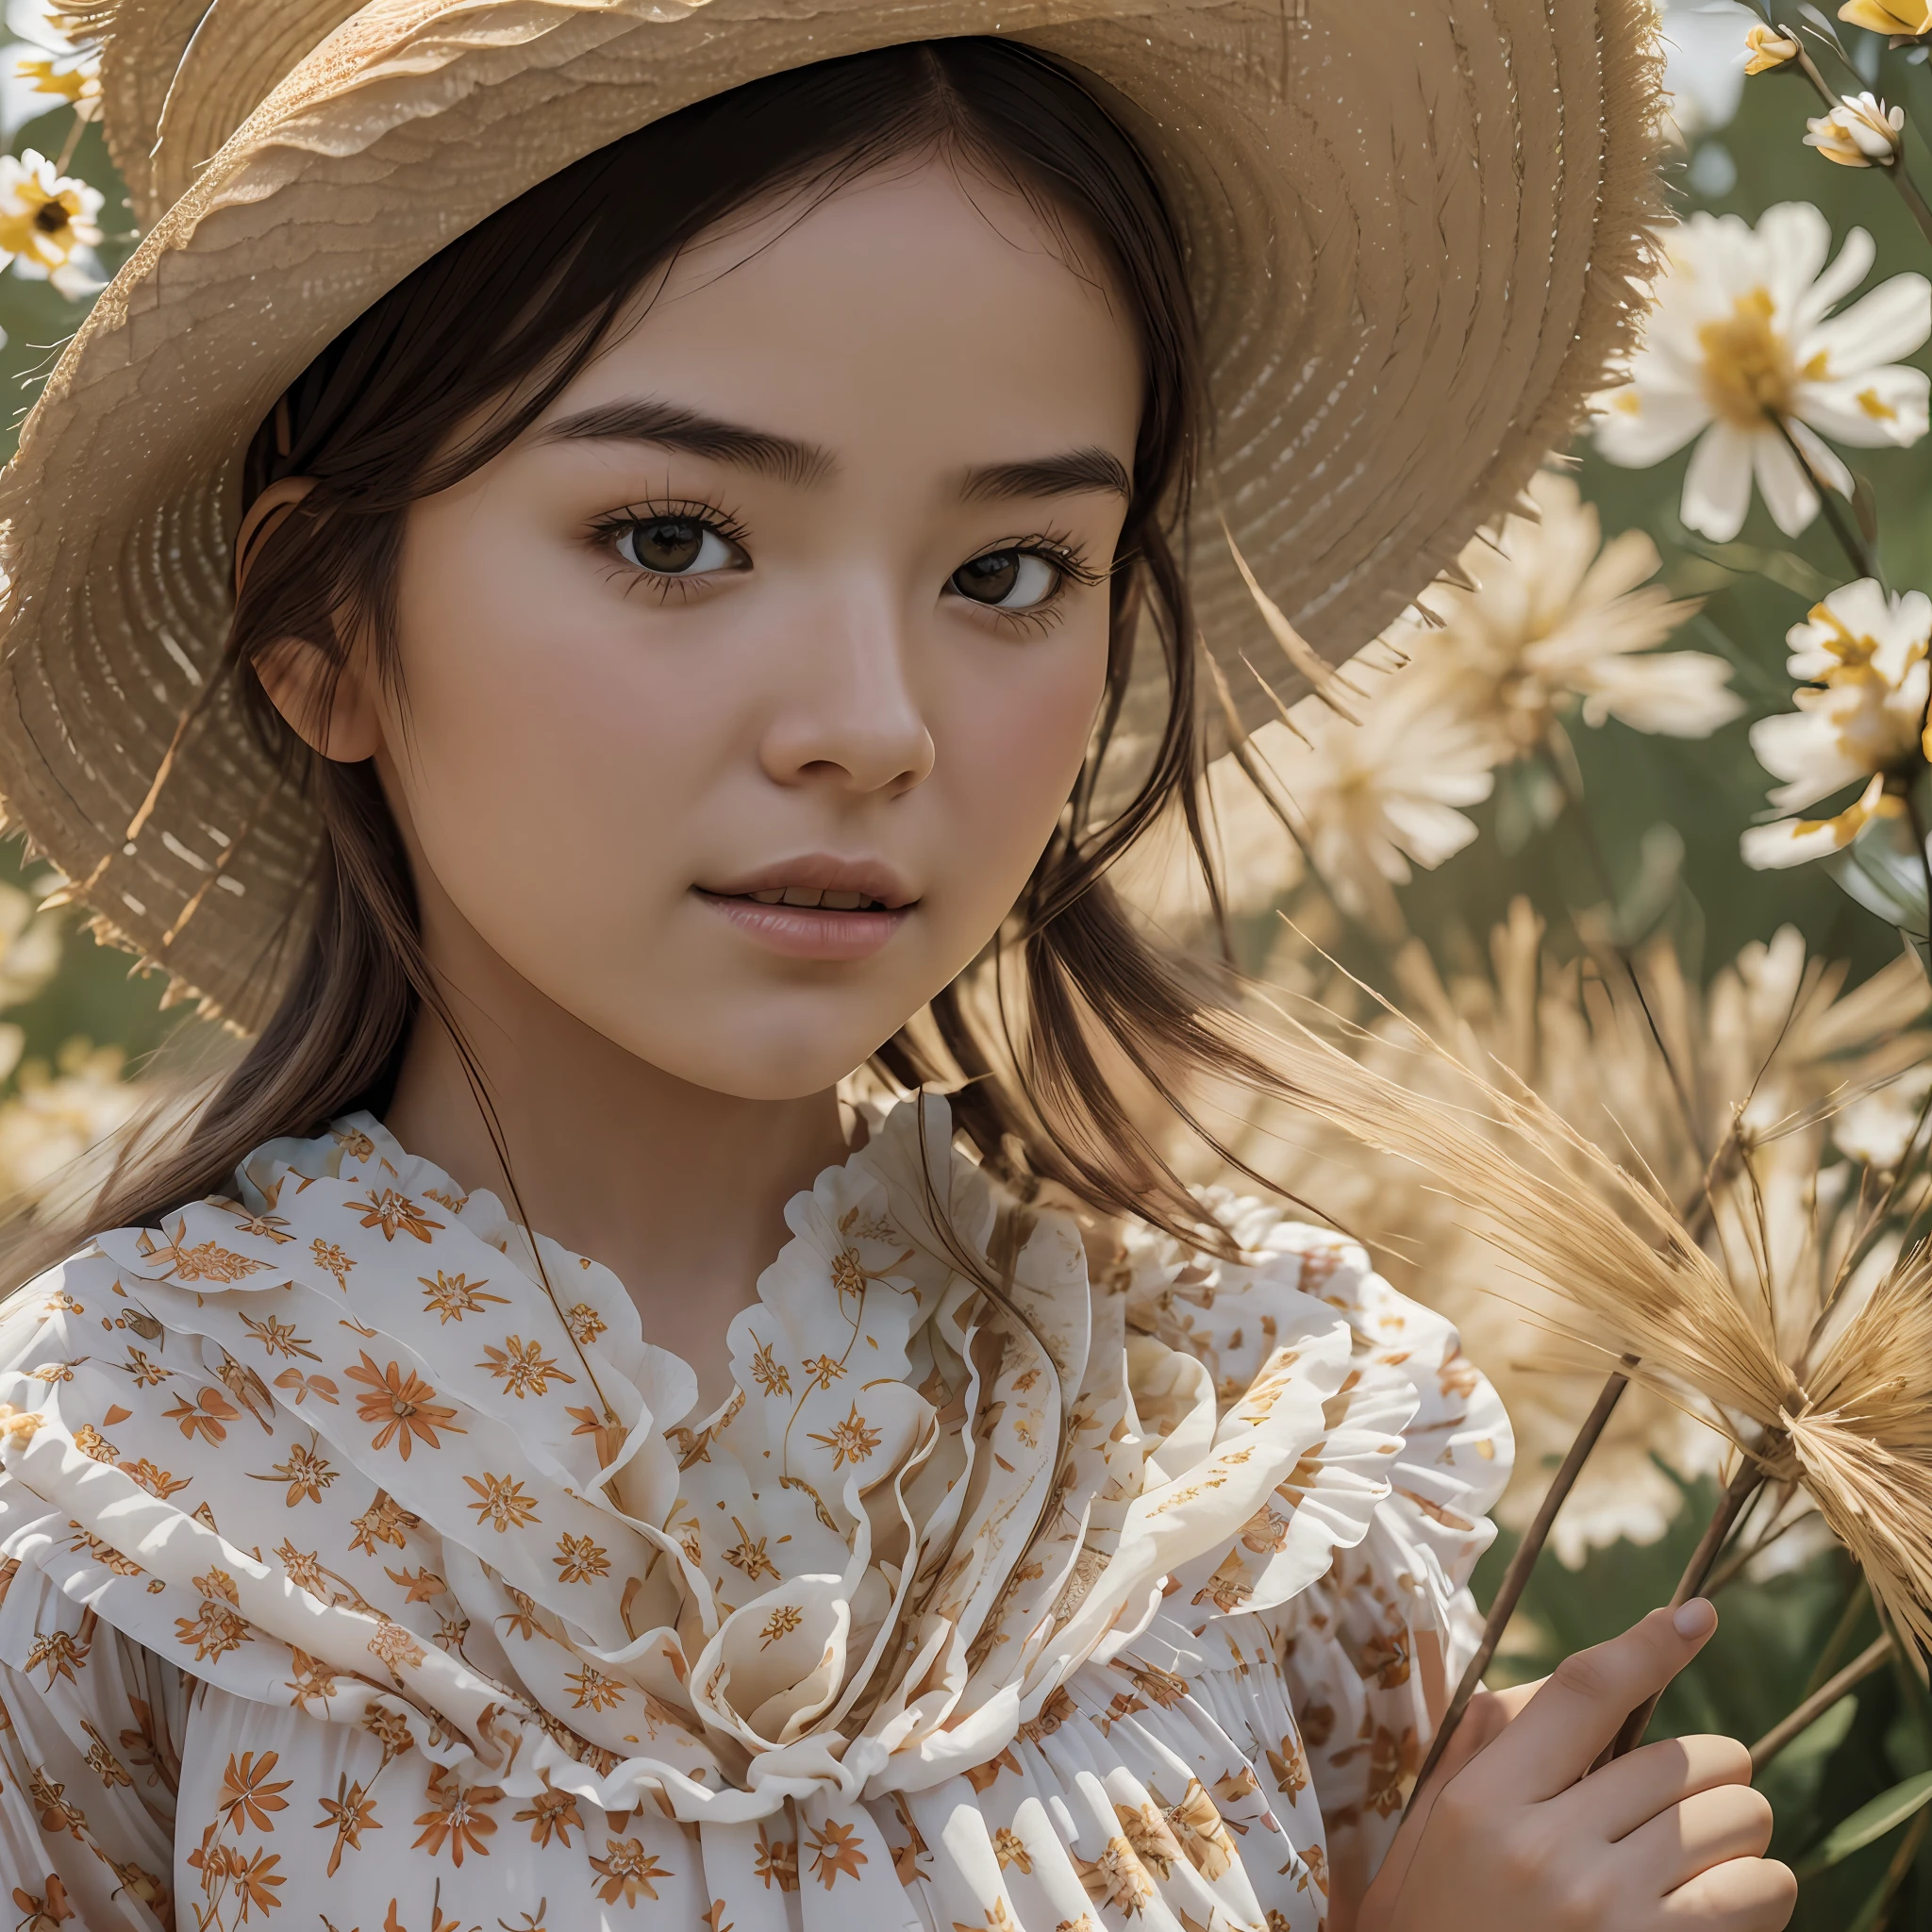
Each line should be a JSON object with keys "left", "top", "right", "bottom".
{"left": 1405, "top": 1364, "right": 1634, "bottom": 1810}
{"left": 1750, "top": 1634, "right": 1894, "bottom": 1774}
{"left": 1607, "top": 1460, "right": 1767, "bottom": 1759}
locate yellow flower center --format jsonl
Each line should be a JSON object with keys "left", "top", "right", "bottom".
{"left": 0, "top": 181, "right": 78, "bottom": 265}
{"left": 1812, "top": 608, "right": 1884, "bottom": 674}
{"left": 17, "top": 57, "right": 84, "bottom": 105}
{"left": 1696, "top": 288, "right": 1825, "bottom": 427}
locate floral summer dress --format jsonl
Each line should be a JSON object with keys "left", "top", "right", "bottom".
{"left": 0, "top": 1094, "right": 1508, "bottom": 1932}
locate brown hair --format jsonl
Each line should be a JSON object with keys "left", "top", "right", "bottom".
{"left": 46, "top": 35, "right": 1301, "bottom": 1264}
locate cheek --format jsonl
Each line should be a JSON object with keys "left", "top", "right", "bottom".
{"left": 382, "top": 513, "right": 718, "bottom": 918}
{"left": 924, "top": 619, "right": 1111, "bottom": 914}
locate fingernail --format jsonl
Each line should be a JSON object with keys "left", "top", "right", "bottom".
{"left": 1674, "top": 1598, "right": 1716, "bottom": 1640}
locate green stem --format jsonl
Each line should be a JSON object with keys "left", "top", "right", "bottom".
{"left": 53, "top": 111, "right": 83, "bottom": 175}
{"left": 1890, "top": 162, "right": 1932, "bottom": 251}
{"left": 1768, "top": 410, "right": 1879, "bottom": 585}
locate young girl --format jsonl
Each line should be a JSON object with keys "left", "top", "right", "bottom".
{"left": 0, "top": 9, "right": 1793, "bottom": 1932}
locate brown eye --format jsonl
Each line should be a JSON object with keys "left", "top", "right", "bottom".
{"left": 949, "top": 549, "right": 1059, "bottom": 610}
{"left": 617, "top": 516, "right": 742, "bottom": 576}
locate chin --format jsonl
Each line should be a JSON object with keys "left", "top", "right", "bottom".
{"left": 659, "top": 1053, "right": 874, "bottom": 1103}
{"left": 634, "top": 1016, "right": 899, "bottom": 1102}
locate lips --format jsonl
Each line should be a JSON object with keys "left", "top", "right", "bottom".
{"left": 697, "top": 876, "right": 912, "bottom": 962}
{"left": 698, "top": 856, "right": 915, "bottom": 912}
{"left": 734, "top": 887, "right": 890, "bottom": 911}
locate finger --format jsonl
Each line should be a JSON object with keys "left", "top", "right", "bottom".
{"left": 1481, "top": 1679, "right": 1543, "bottom": 1725}
{"left": 1432, "top": 1680, "right": 1543, "bottom": 1788}
{"left": 1462, "top": 1601, "right": 1719, "bottom": 1806}
{"left": 1554, "top": 1731, "right": 1752, "bottom": 1842}
{"left": 1378, "top": 1674, "right": 1547, "bottom": 1908}
{"left": 1621, "top": 1782, "right": 1774, "bottom": 1893}
{"left": 1660, "top": 1856, "right": 1798, "bottom": 1929}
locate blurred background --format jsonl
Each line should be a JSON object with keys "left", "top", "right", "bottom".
{"left": 3, "top": 0, "right": 1932, "bottom": 1922}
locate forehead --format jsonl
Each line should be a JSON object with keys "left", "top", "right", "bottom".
{"left": 543, "top": 156, "right": 1141, "bottom": 459}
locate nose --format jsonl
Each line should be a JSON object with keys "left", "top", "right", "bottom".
{"left": 757, "top": 582, "right": 936, "bottom": 797}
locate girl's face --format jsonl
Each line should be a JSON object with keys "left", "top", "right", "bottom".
{"left": 357, "top": 156, "right": 1141, "bottom": 1099}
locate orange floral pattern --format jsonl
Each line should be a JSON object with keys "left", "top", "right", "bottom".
{"left": 0, "top": 1097, "right": 1507, "bottom": 1929}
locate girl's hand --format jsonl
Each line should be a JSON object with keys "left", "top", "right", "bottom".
{"left": 1357, "top": 1601, "right": 1796, "bottom": 1931}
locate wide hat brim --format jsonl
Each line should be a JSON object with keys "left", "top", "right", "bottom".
{"left": 0, "top": 0, "right": 1663, "bottom": 1028}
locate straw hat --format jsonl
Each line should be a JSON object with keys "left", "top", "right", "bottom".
{"left": 0, "top": 0, "right": 1664, "bottom": 1026}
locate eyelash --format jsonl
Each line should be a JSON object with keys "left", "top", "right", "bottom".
{"left": 588, "top": 500, "right": 1107, "bottom": 626}
{"left": 961, "top": 531, "right": 1107, "bottom": 635}
{"left": 589, "top": 498, "right": 754, "bottom": 604}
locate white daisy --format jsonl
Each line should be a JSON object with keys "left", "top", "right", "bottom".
{"left": 1249, "top": 664, "right": 1496, "bottom": 934}
{"left": 1740, "top": 576, "right": 1930, "bottom": 869}
{"left": 1404, "top": 469, "right": 1740, "bottom": 754}
{"left": 1595, "top": 203, "right": 1931, "bottom": 541}
{"left": 0, "top": 145, "right": 101, "bottom": 298}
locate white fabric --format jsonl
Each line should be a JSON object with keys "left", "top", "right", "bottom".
{"left": 0, "top": 1096, "right": 1509, "bottom": 1931}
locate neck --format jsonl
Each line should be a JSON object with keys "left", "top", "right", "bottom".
{"left": 383, "top": 905, "right": 850, "bottom": 1415}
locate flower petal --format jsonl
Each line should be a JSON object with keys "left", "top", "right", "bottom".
{"left": 1740, "top": 774, "right": 1898, "bottom": 869}
{"left": 1578, "top": 653, "right": 1745, "bottom": 737}
{"left": 1594, "top": 388, "right": 1709, "bottom": 468}
{"left": 1807, "top": 271, "right": 1932, "bottom": 374}
{"left": 1783, "top": 423, "right": 1857, "bottom": 510}
{"left": 1751, "top": 203, "right": 1832, "bottom": 316}
{"left": 1753, "top": 431, "right": 1827, "bottom": 537}
{"left": 1789, "top": 222, "right": 1874, "bottom": 335}
{"left": 1378, "top": 795, "right": 1485, "bottom": 871}
{"left": 1749, "top": 708, "right": 1867, "bottom": 804}
{"left": 1740, "top": 815, "right": 1854, "bottom": 868}
{"left": 1574, "top": 526, "right": 1667, "bottom": 608}
{"left": 1800, "top": 365, "right": 1930, "bottom": 447}
{"left": 1681, "top": 422, "right": 1757, "bottom": 540}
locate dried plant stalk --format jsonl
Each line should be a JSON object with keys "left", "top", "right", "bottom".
{"left": 1213, "top": 992, "right": 1932, "bottom": 1663}
{"left": 1750, "top": 1634, "right": 1894, "bottom": 1774}
{"left": 1411, "top": 1363, "right": 1632, "bottom": 1800}
{"left": 1608, "top": 1460, "right": 1767, "bottom": 1758}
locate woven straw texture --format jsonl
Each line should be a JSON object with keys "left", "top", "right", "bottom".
{"left": 0, "top": 0, "right": 1665, "bottom": 1026}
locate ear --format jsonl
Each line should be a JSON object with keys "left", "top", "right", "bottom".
{"left": 255, "top": 636, "right": 384, "bottom": 763}
{"left": 237, "top": 475, "right": 384, "bottom": 763}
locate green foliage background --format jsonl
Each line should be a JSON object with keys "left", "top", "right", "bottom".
{"left": 7, "top": 14, "right": 1932, "bottom": 1926}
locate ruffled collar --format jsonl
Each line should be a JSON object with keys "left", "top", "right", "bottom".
{"left": 12, "top": 1093, "right": 1358, "bottom": 1822}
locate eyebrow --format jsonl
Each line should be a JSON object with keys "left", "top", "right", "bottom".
{"left": 534, "top": 398, "right": 1131, "bottom": 504}
{"left": 533, "top": 399, "right": 836, "bottom": 488}
{"left": 959, "top": 447, "right": 1132, "bottom": 504}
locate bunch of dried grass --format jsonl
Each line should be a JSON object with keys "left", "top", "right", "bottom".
{"left": 1202, "top": 970, "right": 1932, "bottom": 1657}
{"left": 1164, "top": 893, "right": 1929, "bottom": 1559}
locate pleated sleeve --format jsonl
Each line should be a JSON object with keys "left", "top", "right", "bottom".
{"left": 0, "top": 1256, "right": 185, "bottom": 1932}
{"left": 1115, "top": 1192, "right": 1513, "bottom": 1894}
